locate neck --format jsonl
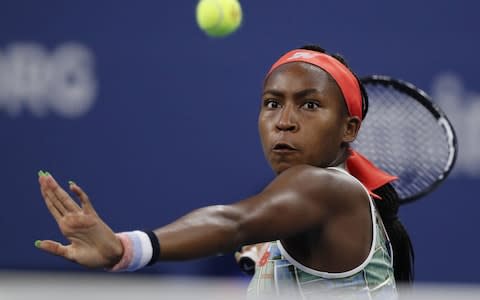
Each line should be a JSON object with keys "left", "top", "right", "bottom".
{"left": 327, "top": 146, "right": 349, "bottom": 169}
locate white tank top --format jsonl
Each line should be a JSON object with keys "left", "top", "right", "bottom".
{"left": 246, "top": 167, "right": 397, "bottom": 299}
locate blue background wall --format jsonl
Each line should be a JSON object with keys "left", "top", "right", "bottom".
{"left": 0, "top": 0, "right": 478, "bottom": 283}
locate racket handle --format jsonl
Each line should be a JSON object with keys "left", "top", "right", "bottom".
{"left": 237, "top": 243, "right": 271, "bottom": 275}
{"left": 238, "top": 253, "right": 256, "bottom": 275}
{"left": 237, "top": 248, "right": 258, "bottom": 275}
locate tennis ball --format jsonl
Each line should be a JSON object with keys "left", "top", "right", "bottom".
{"left": 196, "top": 0, "right": 242, "bottom": 37}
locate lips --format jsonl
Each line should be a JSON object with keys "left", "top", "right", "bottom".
{"left": 272, "top": 142, "right": 298, "bottom": 153}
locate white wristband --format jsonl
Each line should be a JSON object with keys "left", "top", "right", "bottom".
{"left": 109, "top": 230, "right": 153, "bottom": 272}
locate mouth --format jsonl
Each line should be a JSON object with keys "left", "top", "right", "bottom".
{"left": 272, "top": 142, "right": 298, "bottom": 153}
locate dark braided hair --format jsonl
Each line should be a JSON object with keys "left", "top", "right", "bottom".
{"left": 300, "top": 44, "right": 415, "bottom": 284}
{"left": 372, "top": 184, "right": 415, "bottom": 283}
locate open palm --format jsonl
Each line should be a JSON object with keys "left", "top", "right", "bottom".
{"left": 37, "top": 172, "right": 123, "bottom": 269}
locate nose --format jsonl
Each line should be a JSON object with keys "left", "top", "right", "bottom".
{"left": 276, "top": 105, "right": 298, "bottom": 132}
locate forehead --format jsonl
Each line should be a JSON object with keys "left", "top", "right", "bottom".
{"left": 264, "top": 62, "right": 338, "bottom": 93}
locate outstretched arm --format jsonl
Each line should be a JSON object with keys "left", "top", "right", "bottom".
{"left": 153, "top": 164, "right": 358, "bottom": 261}
{"left": 36, "top": 165, "right": 362, "bottom": 268}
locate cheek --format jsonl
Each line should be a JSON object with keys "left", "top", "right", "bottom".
{"left": 258, "top": 114, "right": 270, "bottom": 147}
{"left": 304, "top": 120, "right": 344, "bottom": 155}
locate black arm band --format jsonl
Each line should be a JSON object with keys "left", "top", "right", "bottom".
{"left": 145, "top": 230, "right": 161, "bottom": 266}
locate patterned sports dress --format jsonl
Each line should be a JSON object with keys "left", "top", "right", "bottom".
{"left": 246, "top": 168, "right": 397, "bottom": 300}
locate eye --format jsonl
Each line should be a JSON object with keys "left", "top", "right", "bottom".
{"left": 302, "top": 101, "right": 320, "bottom": 110}
{"left": 264, "top": 99, "right": 281, "bottom": 109}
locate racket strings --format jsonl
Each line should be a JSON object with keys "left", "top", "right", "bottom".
{"left": 353, "top": 84, "right": 452, "bottom": 201}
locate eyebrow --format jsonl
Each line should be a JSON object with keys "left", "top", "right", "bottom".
{"left": 262, "top": 88, "right": 321, "bottom": 99}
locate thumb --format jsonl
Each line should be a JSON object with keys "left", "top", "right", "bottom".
{"left": 35, "top": 240, "right": 71, "bottom": 259}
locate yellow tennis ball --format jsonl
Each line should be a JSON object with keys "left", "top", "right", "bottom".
{"left": 196, "top": 0, "right": 242, "bottom": 37}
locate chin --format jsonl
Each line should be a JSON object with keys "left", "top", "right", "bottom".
{"left": 271, "top": 161, "right": 301, "bottom": 175}
{"left": 269, "top": 162, "right": 287, "bottom": 175}
{"left": 272, "top": 160, "right": 325, "bottom": 175}
{"left": 273, "top": 167, "right": 287, "bottom": 175}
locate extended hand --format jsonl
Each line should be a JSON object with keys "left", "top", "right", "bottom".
{"left": 36, "top": 171, "right": 123, "bottom": 269}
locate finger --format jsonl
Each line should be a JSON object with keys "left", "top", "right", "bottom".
{"left": 42, "top": 190, "right": 63, "bottom": 220}
{"left": 39, "top": 179, "right": 65, "bottom": 218}
{"left": 38, "top": 172, "right": 52, "bottom": 196}
{"left": 234, "top": 251, "right": 242, "bottom": 263}
{"left": 35, "top": 240, "right": 70, "bottom": 259}
{"left": 39, "top": 173, "right": 68, "bottom": 215}
{"left": 38, "top": 171, "right": 47, "bottom": 186}
{"left": 45, "top": 174, "right": 81, "bottom": 213}
{"left": 38, "top": 171, "right": 67, "bottom": 220}
{"left": 69, "top": 182, "right": 96, "bottom": 214}
{"left": 43, "top": 187, "right": 67, "bottom": 216}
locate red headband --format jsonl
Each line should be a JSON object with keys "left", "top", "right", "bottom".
{"left": 266, "top": 49, "right": 397, "bottom": 198}
{"left": 267, "top": 49, "right": 363, "bottom": 121}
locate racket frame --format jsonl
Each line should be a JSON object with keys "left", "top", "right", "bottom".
{"left": 359, "top": 75, "right": 458, "bottom": 204}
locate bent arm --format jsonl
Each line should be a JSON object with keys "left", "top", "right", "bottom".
{"left": 155, "top": 165, "right": 355, "bottom": 261}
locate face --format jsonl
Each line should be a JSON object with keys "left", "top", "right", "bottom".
{"left": 258, "top": 62, "right": 359, "bottom": 174}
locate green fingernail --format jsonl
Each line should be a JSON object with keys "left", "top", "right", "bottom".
{"left": 34, "top": 240, "right": 41, "bottom": 248}
{"left": 44, "top": 171, "right": 51, "bottom": 177}
{"left": 38, "top": 170, "right": 45, "bottom": 177}
{"left": 68, "top": 180, "right": 76, "bottom": 186}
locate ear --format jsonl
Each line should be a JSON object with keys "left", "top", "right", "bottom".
{"left": 343, "top": 116, "right": 361, "bottom": 143}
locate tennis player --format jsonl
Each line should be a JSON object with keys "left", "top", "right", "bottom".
{"left": 36, "top": 45, "right": 414, "bottom": 299}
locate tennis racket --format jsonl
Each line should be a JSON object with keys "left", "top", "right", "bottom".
{"left": 353, "top": 75, "right": 457, "bottom": 205}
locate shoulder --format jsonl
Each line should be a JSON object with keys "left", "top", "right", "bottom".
{"left": 273, "top": 164, "right": 364, "bottom": 192}
{"left": 272, "top": 164, "right": 369, "bottom": 210}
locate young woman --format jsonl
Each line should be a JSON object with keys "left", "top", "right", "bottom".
{"left": 36, "top": 45, "right": 413, "bottom": 299}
